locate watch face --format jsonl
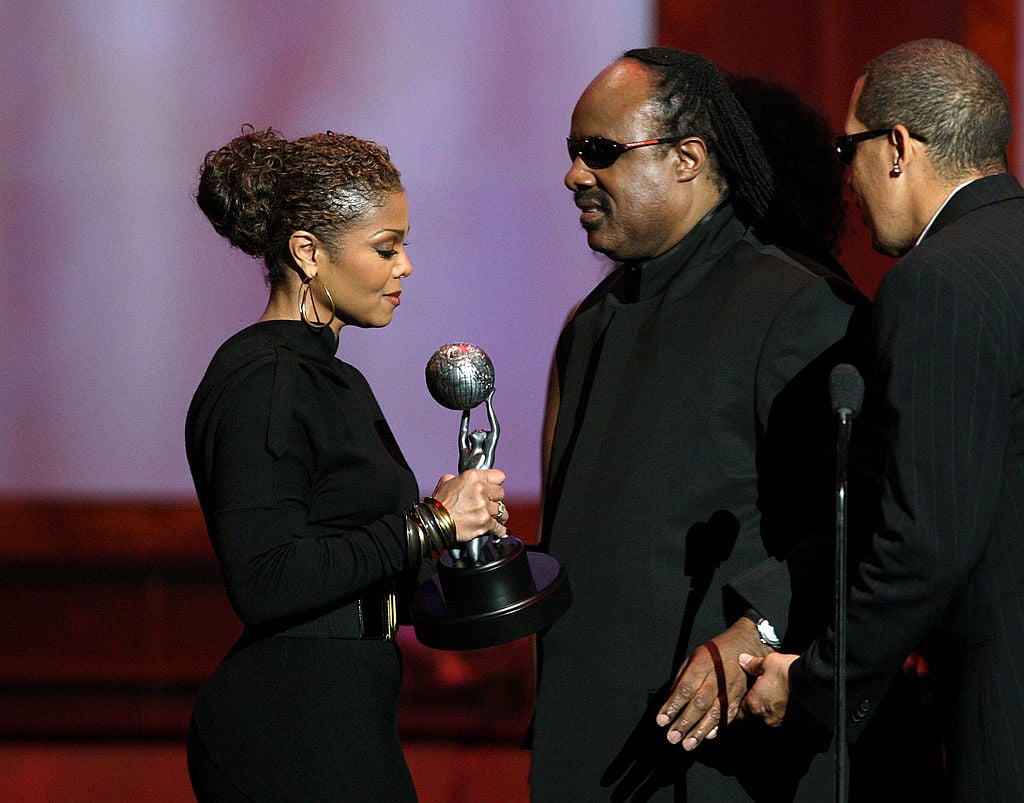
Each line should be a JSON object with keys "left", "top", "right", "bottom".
{"left": 757, "top": 618, "right": 781, "bottom": 647}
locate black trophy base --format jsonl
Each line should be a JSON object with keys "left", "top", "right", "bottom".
{"left": 411, "top": 535, "right": 571, "bottom": 650}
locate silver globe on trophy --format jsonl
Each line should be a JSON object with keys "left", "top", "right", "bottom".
{"left": 411, "top": 343, "right": 572, "bottom": 650}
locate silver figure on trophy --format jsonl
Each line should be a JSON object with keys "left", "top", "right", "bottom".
{"left": 412, "top": 343, "right": 572, "bottom": 650}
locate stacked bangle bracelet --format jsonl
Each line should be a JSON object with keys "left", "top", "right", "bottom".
{"left": 404, "top": 497, "right": 457, "bottom": 565}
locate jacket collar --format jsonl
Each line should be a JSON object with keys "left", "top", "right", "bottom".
{"left": 923, "top": 172, "right": 1024, "bottom": 243}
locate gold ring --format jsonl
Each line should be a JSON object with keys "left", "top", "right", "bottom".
{"left": 495, "top": 500, "right": 508, "bottom": 523}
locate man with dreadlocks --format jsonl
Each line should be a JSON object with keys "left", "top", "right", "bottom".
{"left": 529, "top": 47, "right": 909, "bottom": 800}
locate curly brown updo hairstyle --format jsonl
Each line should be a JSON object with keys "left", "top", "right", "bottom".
{"left": 196, "top": 125, "right": 402, "bottom": 285}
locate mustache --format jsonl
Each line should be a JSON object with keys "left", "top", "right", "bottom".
{"left": 574, "top": 189, "right": 611, "bottom": 213}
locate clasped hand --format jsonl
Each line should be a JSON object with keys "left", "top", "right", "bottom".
{"left": 655, "top": 617, "right": 773, "bottom": 750}
{"left": 737, "top": 651, "right": 798, "bottom": 727}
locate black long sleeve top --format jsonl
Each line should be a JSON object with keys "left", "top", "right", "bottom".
{"left": 185, "top": 320, "right": 419, "bottom": 633}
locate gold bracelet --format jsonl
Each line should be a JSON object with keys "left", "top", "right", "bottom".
{"left": 423, "top": 497, "right": 457, "bottom": 543}
{"left": 415, "top": 498, "right": 456, "bottom": 553}
{"left": 403, "top": 509, "right": 426, "bottom": 566}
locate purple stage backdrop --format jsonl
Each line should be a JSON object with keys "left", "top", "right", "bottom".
{"left": 0, "top": 3, "right": 653, "bottom": 502}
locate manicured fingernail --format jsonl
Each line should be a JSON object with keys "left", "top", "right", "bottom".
{"left": 656, "top": 714, "right": 669, "bottom": 726}
{"left": 683, "top": 737, "right": 698, "bottom": 751}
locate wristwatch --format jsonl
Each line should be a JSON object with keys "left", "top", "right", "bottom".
{"left": 755, "top": 617, "right": 782, "bottom": 649}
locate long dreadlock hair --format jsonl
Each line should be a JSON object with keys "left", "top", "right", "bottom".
{"left": 624, "top": 47, "right": 773, "bottom": 225}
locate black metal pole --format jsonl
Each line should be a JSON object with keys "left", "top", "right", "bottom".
{"left": 829, "top": 362, "right": 863, "bottom": 803}
{"left": 834, "top": 409, "right": 851, "bottom": 802}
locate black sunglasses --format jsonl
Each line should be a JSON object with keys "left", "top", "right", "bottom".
{"left": 834, "top": 128, "right": 928, "bottom": 166}
{"left": 567, "top": 135, "right": 684, "bottom": 170}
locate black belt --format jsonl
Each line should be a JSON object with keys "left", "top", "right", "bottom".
{"left": 272, "top": 586, "right": 398, "bottom": 641}
{"left": 357, "top": 590, "right": 399, "bottom": 640}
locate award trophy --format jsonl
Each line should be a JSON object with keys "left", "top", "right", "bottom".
{"left": 410, "top": 343, "right": 572, "bottom": 650}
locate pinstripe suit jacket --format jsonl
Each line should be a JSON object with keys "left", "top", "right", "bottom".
{"left": 791, "top": 172, "right": 1024, "bottom": 798}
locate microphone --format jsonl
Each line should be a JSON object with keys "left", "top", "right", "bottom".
{"left": 830, "top": 363, "right": 864, "bottom": 419}
{"left": 828, "top": 362, "right": 863, "bottom": 802}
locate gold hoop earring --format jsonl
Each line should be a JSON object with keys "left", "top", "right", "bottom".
{"left": 299, "top": 276, "right": 336, "bottom": 330}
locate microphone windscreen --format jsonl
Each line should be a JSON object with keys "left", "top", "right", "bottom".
{"left": 829, "top": 363, "right": 865, "bottom": 417}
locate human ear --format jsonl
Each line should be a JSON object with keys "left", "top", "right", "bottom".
{"left": 889, "top": 125, "right": 920, "bottom": 174}
{"left": 674, "top": 137, "right": 709, "bottom": 182}
{"left": 288, "top": 231, "right": 319, "bottom": 281}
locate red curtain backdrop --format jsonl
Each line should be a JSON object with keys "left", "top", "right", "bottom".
{"left": 656, "top": 0, "right": 1018, "bottom": 297}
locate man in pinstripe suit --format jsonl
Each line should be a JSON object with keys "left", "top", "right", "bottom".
{"left": 742, "top": 39, "right": 1024, "bottom": 797}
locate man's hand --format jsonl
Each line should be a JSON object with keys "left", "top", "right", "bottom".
{"left": 655, "top": 617, "right": 768, "bottom": 750}
{"left": 739, "top": 651, "right": 799, "bottom": 727}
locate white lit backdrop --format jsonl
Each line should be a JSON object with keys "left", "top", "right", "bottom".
{"left": 0, "top": 2, "right": 653, "bottom": 500}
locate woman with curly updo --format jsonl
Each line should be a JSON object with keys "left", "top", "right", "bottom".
{"left": 185, "top": 127, "right": 509, "bottom": 800}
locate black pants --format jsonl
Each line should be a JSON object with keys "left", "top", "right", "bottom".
{"left": 187, "top": 716, "right": 252, "bottom": 802}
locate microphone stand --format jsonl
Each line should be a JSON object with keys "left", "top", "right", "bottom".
{"left": 834, "top": 405, "right": 852, "bottom": 802}
{"left": 829, "top": 362, "right": 863, "bottom": 803}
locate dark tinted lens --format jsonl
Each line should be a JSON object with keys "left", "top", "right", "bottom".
{"left": 584, "top": 139, "right": 623, "bottom": 169}
{"left": 568, "top": 137, "right": 623, "bottom": 169}
{"left": 835, "top": 138, "right": 854, "bottom": 166}
{"left": 834, "top": 129, "right": 890, "bottom": 167}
